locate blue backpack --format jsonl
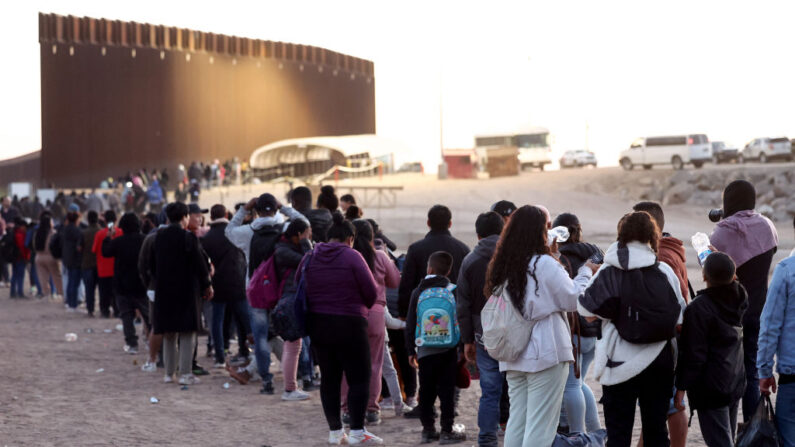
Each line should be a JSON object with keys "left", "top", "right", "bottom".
{"left": 414, "top": 284, "right": 460, "bottom": 348}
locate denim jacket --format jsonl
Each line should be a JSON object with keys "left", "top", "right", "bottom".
{"left": 757, "top": 256, "right": 795, "bottom": 378}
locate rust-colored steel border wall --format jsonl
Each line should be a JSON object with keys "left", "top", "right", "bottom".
{"left": 37, "top": 13, "right": 376, "bottom": 187}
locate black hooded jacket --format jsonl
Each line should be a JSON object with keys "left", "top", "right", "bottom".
{"left": 675, "top": 281, "right": 748, "bottom": 410}
{"left": 456, "top": 234, "right": 499, "bottom": 344}
{"left": 559, "top": 242, "right": 603, "bottom": 338}
{"left": 295, "top": 208, "right": 331, "bottom": 243}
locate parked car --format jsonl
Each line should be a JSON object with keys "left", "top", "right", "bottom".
{"left": 559, "top": 150, "right": 597, "bottom": 168}
{"left": 711, "top": 141, "right": 740, "bottom": 164}
{"left": 619, "top": 134, "right": 711, "bottom": 171}
{"left": 739, "top": 137, "right": 792, "bottom": 163}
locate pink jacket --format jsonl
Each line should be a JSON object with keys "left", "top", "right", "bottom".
{"left": 372, "top": 250, "right": 400, "bottom": 309}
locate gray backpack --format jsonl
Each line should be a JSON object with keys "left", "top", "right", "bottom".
{"left": 481, "top": 286, "right": 537, "bottom": 362}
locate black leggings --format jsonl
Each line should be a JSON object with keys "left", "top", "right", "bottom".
{"left": 308, "top": 313, "right": 371, "bottom": 431}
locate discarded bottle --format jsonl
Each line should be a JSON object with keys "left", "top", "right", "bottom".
{"left": 691, "top": 232, "right": 713, "bottom": 265}
{"left": 547, "top": 226, "right": 570, "bottom": 244}
{"left": 150, "top": 397, "right": 159, "bottom": 404}
{"left": 64, "top": 333, "right": 78, "bottom": 342}
{"left": 115, "top": 324, "right": 123, "bottom": 331}
{"left": 96, "top": 368, "right": 104, "bottom": 373}
{"left": 223, "top": 382, "right": 230, "bottom": 389}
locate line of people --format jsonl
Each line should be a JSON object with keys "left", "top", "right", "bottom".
{"left": 3, "top": 179, "right": 794, "bottom": 447}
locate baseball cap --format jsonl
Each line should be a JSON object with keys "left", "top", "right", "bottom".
{"left": 490, "top": 200, "right": 516, "bottom": 218}
{"left": 67, "top": 203, "right": 80, "bottom": 213}
{"left": 255, "top": 193, "right": 278, "bottom": 212}
{"left": 188, "top": 203, "right": 208, "bottom": 214}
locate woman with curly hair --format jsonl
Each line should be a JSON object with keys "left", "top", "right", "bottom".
{"left": 578, "top": 211, "right": 686, "bottom": 447}
{"left": 484, "top": 205, "right": 598, "bottom": 446}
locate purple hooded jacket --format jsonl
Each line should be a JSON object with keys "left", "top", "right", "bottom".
{"left": 298, "top": 242, "right": 378, "bottom": 318}
{"left": 710, "top": 210, "right": 778, "bottom": 268}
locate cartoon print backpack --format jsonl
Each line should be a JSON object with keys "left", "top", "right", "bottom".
{"left": 414, "top": 284, "right": 460, "bottom": 349}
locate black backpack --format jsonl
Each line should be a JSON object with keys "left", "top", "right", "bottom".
{"left": 0, "top": 233, "right": 19, "bottom": 261}
{"left": 248, "top": 225, "right": 282, "bottom": 277}
{"left": 49, "top": 232, "right": 63, "bottom": 259}
{"left": 614, "top": 263, "right": 680, "bottom": 344}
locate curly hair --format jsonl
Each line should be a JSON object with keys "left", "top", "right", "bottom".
{"left": 484, "top": 205, "right": 550, "bottom": 312}
{"left": 617, "top": 211, "right": 661, "bottom": 253}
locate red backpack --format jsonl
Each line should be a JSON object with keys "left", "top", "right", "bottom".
{"left": 247, "top": 256, "right": 289, "bottom": 310}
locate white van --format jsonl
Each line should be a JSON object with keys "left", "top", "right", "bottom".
{"left": 619, "top": 134, "right": 711, "bottom": 170}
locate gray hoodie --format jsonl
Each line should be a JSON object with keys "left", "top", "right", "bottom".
{"left": 224, "top": 206, "right": 307, "bottom": 268}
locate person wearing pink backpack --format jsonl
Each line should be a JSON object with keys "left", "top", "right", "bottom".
{"left": 273, "top": 219, "right": 313, "bottom": 401}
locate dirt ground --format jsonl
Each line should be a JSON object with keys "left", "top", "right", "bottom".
{"left": 2, "top": 166, "right": 791, "bottom": 446}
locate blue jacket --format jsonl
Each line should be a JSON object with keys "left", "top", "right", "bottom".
{"left": 757, "top": 256, "right": 795, "bottom": 378}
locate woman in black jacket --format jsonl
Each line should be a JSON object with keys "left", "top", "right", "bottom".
{"left": 102, "top": 212, "right": 149, "bottom": 354}
{"left": 199, "top": 207, "right": 250, "bottom": 368}
{"left": 553, "top": 212, "right": 604, "bottom": 434}
{"left": 273, "top": 219, "right": 313, "bottom": 400}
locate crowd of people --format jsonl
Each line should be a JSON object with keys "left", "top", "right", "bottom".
{"left": 0, "top": 179, "right": 793, "bottom": 447}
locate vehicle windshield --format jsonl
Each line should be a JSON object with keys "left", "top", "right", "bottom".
{"left": 711, "top": 142, "right": 725, "bottom": 150}
{"left": 514, "top": 133, "right": 549, "bottom": 148}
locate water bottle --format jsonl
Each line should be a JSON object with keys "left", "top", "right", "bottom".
{"left": 547, "top": 226, "right": 570, "bottom": 244}
{"left": 691, "top": 232, "right": 712, "bottom": 265}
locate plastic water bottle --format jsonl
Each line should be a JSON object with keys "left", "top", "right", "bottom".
{"left": 691, "top": 232, "right": 712, "bottom": 265}
{"left": 547, "top": 226, "right": 570, "bottom": 244}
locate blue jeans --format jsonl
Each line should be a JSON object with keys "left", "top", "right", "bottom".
{"left": 298, "top": 336, "right": 314, "bottom": 380}
{"left": 779, "top": 383, "right": 795, "bottom": 447}
{"left": 10, "top": 261, "right": 26, "bottom": 296}
{"left": 249, "top": 307, "right": 273, "bottom": 384}
{"left": 29, "top": 256, "right": 42, "bottom": 295}
{"left": 561, "top": 335, "right": 601, "bottom": 433}
{"left": 477, "top": 343, "right": 503, "bottom": 447}
{"left": 65, "top": 268, "right": 81, "bottom": 308}
{"left": 211, "top": 300, "right": 251, "bottom": 364}
{"left": 81, "top": 268, "right": 97, "bottom": 313}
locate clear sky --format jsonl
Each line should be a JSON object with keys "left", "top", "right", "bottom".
{"left": 2, "top": 1, "right": 794, "bottom": 170}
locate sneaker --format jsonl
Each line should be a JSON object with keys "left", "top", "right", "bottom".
{"left": 141, "top": 361, "right": 157, "bottom": 372}
{"left": 439, "top": 430, "right": 466, "bottom": 445}
{"left": 406, "top": 396, "right": 418, "bottom": 408}
{"left": 348, "top": 429, "right": 383, "bottom": 445}
{"left": 213, "top": 362, "right": 226, "bottom": 369}
{"left": 395, "top": 402, "right": 413, "bottom": 418}
{"left": 420, "top": 431, "right": 440, "bottom": 444}
{"left": 302, "top": 378, "right": 318, "bottom": 391}
{"left": 163, "top": 374, "right": 174, "bottom": 383}
{"left": 178, "top": 374, "right": 201, "bottom": 385}
{"left": 127, "top": 346, "right": 138, "bottom": 355}
{"left": 328, "top": 429, "right": 348, "bottom": 445}
{"left": 379, "top": 401, "right": 394, "bottom": 412}
{"left": 260, "top": 381, "right": 275, "bottom": 395}
{"left": 342, "top": 412, "right": 351, "bottom": 427}
{"left": 282, "top": 389, "right": 311, "bottom": 401}
{"left": 192, "top": 364, "right": 209, "bottom": 376}
{"left": 365, "top": 411, "right": 381, "bottom": 426}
